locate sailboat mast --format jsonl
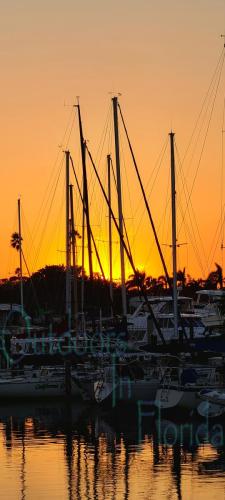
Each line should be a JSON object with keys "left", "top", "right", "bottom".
{"left": 76, "top": 104, "right": 93, "bottom": 280}
{"left": 65, "top": 150, "right": 71, "bottom": 330}
{"left": 18, "top": 198, "right": 23, "bottom": 312}
{"left": 112, "top": 96, "right": 127, "bottom": 315}
{"left": 107, "top": 154, "right": 113, "bottom": 315}
{"left": 81, "top": 204, "right": 85, "bottom": 326}
{"left": 69, "top": 183, "right": 78, "bottom": 333}
{"left": 169, "top": 132, "right": 178, "bottom": 337}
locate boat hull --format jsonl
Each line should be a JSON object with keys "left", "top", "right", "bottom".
{"left": 155, "top": 386, "right": 219, "bottom": 411}
{"left": 94, "top": 378, "right": 159, "bottom": 404}
{"left": 0, "top": 377, "right": 80, "bottom": 398}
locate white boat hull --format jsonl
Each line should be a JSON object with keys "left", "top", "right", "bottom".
{"left": 155, "top": 387, "right": 209, "bottom": 411}
{"left": 94, "top": 378, "right": 159, "bottom": 404}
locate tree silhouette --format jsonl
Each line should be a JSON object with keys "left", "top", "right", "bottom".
{"left": 126, "top": 269, "right": 146, "bottom": 291}
{"left": 177, "top": 268, "right": 186, "bottom": 288}
{"left": 10, "top": 232, "right": 22, "bottom": 251}
{"left": 157, "top": 275, "right": 169, "bottom": 289}
{"left": 205, "top": 263, "right": 223, "bottom": 289}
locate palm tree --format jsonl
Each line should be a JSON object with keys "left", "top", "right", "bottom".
{"left": 145, "top": 276, "right": 157, "bottom": 291}
{"left": 216, "top": 263, "right": 223, "bottom": 289}
{"left": 10, "top": 232, "right": 22, "bottom": 251}
{"left": 125, "top": 269, "right": 146, "bottom": 292}
{"left": 10, "top": 231, "right": 24, "bottom": 309}
{"left": 157, "top": 275, "right": 169, "bottom": 289}
{"left": 177, "top": 268, "right": 186, "bottom": 288}
{"left": 205, "top": 263, "right": 223, "bottom": 289}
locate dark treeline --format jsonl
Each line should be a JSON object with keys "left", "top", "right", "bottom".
{"left": 0, "top": 263, "right": 223, "bottom": 319}
{"left": 0, "top": 265, "right": 122, "bottom": 319}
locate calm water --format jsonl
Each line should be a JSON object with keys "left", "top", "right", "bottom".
{"left": 0, "top": 400, "right": 225, "bottom": 499}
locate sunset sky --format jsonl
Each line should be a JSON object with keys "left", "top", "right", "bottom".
{"left": 1, "top": 0, "right": 225, "bottom": 281}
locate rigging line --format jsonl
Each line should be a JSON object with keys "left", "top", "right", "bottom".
{"left": 95, "top": 162, "right": 108, "bottom": 271}
{"left": 119, "top": 123, "right": 136, "bottom": 266}
{"left": 176, "top": 200, "right": 206, "bottom": 278}
{"left": 142, "top": 196, "right": 172, "bottom": 275}
{"left": 176, "top": 157, "right": 207, "bottom": 277}
{"left": 21, "top": 250, "right": 41, "bottom": 314}
{"left": 161, "top": 162, "right": 171, "bottom": 248}
{"left": 185, "top": 84, "right": 220, "bottom": 182}
{"left": 31, "top": 124, "right": 76, "bottom": 264}
{"left": 208, "top": 99, "right": 225, "bottom": 270}
{"left": 55, "top": 185, "right": 66, "bottom": 266}
{"left": 118, "top": 103, "right": 171, "bottom": 285}
{"left": 69, "top": 155, "right": 106, "bottom": 280}
{"left": 133, "top": 137, "right": 169, "bottom": 218}
{"left": 32, "top": 156, "right": 64, "bottom": 271}
{"left": 107, "top": 105, "right": 113, "bottom": 155}
{"left": 20, "top": 207, "right": 37, "bottom": 275}
{"left": 221, "top": 98, "right": 225, "bottom": 252}
{"left": 110, "top": 158, "right": 117, "bottom": 188}
{"left": 175, "top": 143, "right": 207, "bottom": 275}
{"left": 44, "top": 177, "right": 66, "bottom": 266}
{"left": 207, "top": 215, "right": 223, "bottom": 272}
{"left": 221, "top": 199, "right": 225, "bottom": 244}
{"left": 207, "top": 199, "right": 225, "bottom": 270}
{"left": 88, "top": 103, "right": 112, "bottom": 208}
{"left": 176, "top": 203, "right": 190, "bottom": 273}
{"left": 32, "top": 110, "right": 75, "bottom": 239}
{"left": 141, "top": 147, "right": 205, "bottom": 279}
{"left": 94, "top": 102, "right": 112, "bottom": 164}
{"left": 183, "top": 55, "right": 224, "bottom": 181}
{"left": 178, "top": 51, "right": 225, "bottom": 237}
{"left": 97, "top": 134, "right": 113, "bottom": 249}
{"left": 181, "top": 47, "right": 225, "bottom": 167}
{"left": 7, "top": 210, "right": 18, "bottom": 278}
{"left": 110, "top": 158, "right": 133, "bottom": 260}
{"left": 86, "top": 143, "right": 166, "bottom": 345}
{"left": 132, "top": 139, "right": 169, "bottom": 242}
{"left": 142, "top": 165, "right": 172, "bottom": 273}
{"left": 178, "top": 194, "right": 206, "bottom": 276}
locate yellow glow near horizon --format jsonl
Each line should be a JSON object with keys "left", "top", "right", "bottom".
{"left": 2, "top": 0, "right": 225, "bottom": 281}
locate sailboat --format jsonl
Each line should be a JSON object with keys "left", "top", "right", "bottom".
{"left": 155, "top": 358, "right": 224, "bottom": 412}
{"left": 0, "top": 366, "right": 68, "bottom": 398}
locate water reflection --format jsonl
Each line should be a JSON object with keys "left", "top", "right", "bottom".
{"left": 0, "top": 401, "right": 224, "bottom": 499}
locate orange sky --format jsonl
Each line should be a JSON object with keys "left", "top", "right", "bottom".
{"left": 1, "top": 0, "right": 225, "bottom": 281}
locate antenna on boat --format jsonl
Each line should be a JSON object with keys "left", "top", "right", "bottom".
{"left": 162, "top": 242, "right": 187, "bottom": 248}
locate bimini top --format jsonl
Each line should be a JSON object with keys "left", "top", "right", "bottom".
{"left": 129, "top": 295, "right": 192, "bottom": 307}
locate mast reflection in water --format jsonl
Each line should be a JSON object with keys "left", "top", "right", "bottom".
{"left": 0, "top": 401, "right": 225, "bottom": 499}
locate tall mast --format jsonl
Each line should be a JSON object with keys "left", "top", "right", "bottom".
{"left": 169, "top": 132, "right": 178, "bottom": 338}
{"left": 107, "top": 154, "right": 113, "bottom": 315}
{"left": 112, "top": 96, "right": 126, "bottom": 315}
{"left": 18, "top": 198, "right": 23, "bottom": 312}
{"left": 76, "top": 103, "right": 93, "bottom": 280}
{"left": 65, "top": 150, "right": 71, "bottom": 331}
{"left": 81, "top": 203, "right": 85, "bottom": 325}
{"left": 69, "top": 183, "right": 78, "bottom": 334}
